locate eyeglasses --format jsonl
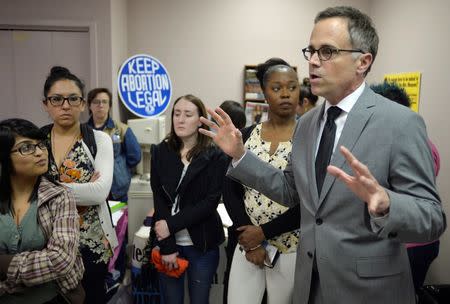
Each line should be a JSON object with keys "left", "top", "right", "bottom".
{"left": 302, "top": 46, "right": 364, "bottom": 61}
{"left": 46, "top": 95, "right": 83, "bottom": 106}
{"left": 11, "top": 141, "right": 48, "bottom": 156}
{"left": 91, "top": 99, "right": 109, "bottom": 106}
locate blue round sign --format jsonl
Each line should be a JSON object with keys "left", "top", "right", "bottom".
{"left": 117, "top": 54, "right": 172, "bottom": 118}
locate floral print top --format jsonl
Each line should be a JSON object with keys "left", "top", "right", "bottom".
{"left": 47, "top": 136, "right": 112, "bottom": 264}
{"left": 243, "top": 124, "right": 300, "bottom": 253}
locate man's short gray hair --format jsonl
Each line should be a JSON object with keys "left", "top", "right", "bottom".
{"left": 315, "top": 6, "right": 379, "bottom": 75}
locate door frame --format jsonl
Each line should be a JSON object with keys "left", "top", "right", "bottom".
{"left": 0, "top": 20, "right": 98, "bottom": 90}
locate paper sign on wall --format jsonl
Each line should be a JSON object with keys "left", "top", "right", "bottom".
{"left": 383, "top": 72, "right": 421, "bottom": 113}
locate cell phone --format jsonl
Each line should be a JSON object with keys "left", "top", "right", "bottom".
{"left": 238, "top": 245, "right": 246, "bottom": 256}
{"left": 263, "top": 243, "right": 280, "bottom": 268}
{"left": 238, "top": 244, "right": 280, "bottom": 268}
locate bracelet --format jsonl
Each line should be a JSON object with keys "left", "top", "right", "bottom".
{"left": 247, "top": 244, "right": 262, "bottom": 251}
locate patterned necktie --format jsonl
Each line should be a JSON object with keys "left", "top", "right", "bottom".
{"left": 315, "top": 106, "right": 342, "bottom": 194}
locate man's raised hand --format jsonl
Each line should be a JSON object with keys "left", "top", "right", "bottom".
{"left": 328, "top": 146, "right": 390, "bottom": 217}
{"left": 199, "top": 107, "right": 246, "bottom": 160}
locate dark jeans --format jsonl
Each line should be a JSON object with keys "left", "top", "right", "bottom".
{"left": 81, "top": 247, "right": 108, "bottom": 304}
{"left": 407, "top": 241, "right": 440, "bottom": 292}
{"left": 159, "top": 245, "right": 219, "bottom": 304}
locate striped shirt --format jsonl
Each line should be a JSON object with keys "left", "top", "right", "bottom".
{"left": 0, "top": 177, "right": 84, "bottom": 295}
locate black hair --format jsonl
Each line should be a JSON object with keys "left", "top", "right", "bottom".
{"left": 220, "top": 100, "right": 246, "bottom": 129}
{"left": 370, "top": 82, "right": 411, "bottom": 108}
{"left": 255, "top": 58, "right": 293, "bottom": 90}
{"left": 43, "top": 66, "right": 86, "bottom": 99}
{"left": 0, "top": 118, "right": 47, "bottom": 214}
{"left": 299, "top": 78, "right": 319, "bottom": 106}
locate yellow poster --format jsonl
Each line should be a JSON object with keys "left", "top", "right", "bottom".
{"left": 383, "top": 72, "right": 421, "bottom": 112}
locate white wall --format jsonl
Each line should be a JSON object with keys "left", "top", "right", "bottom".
{"left": 110, "top": 0, "right": 129, "bottom": 121}
{"left": 368, "top": 0, "right": 450, "bottom": 285}
{"left": 127, "top": 0, "right": 369, "bottom": 110}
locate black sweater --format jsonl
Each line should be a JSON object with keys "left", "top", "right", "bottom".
{"left": 222, "top": 125, "right": 300, "bottom": 242}
{"left": 151, "top": 141, "right": 228, "bottom": 255}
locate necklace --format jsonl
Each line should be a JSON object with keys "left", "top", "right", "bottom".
{"left": 51, "top": 127, "right": 80, "bottom": 168}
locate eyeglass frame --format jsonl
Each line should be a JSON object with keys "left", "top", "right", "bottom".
{"left": 301, "top": 46, "right": 364, "bottom": 61}
{"left": 45, "top": 95, "right": 84, "bottom": 106}
{"left": 11, "top": 141, "right": 48, "bottom": 156}
{"left": 90, "top": 99, "right": 110, "bottom": 106}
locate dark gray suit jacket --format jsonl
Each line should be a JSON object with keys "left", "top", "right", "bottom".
{"left": 228, "top": 86, "right": 446, "bottom": 304}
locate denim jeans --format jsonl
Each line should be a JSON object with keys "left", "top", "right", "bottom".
{"left": 159, "top": 245, "right": 219, "bottom": 304}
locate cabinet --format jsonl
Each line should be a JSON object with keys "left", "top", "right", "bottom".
{"left": 127, "top": 175, "right": 153, "bottom": 242}
{"left": 243, "top": 65, "right": 266, "bottom": 126}
{"left": 243, "top": 65, "right": 265, "bottom": 103}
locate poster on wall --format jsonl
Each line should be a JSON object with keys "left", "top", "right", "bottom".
{"left": 383, "top": 72, "right": 421, "bottom": 113}
{"left": 245, "top": 102, "right": 269, "bottom": 126}
{"left": 117, "top": 54, "right": 172, "bottom": 118}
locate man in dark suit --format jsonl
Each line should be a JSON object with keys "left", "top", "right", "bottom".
{"left": 200, "top": 6, "right": 446, "bottom": 304}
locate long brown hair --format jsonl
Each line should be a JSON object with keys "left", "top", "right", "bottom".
{"left": 166, "top": 94, "right": 212, "bottom": 161}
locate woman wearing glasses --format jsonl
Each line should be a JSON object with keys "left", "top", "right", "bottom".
{"left": 41, "top": 66, "right": 117, "bottom": 304}
{"left": 0, "top": 118, "right": 84, "bottom": 304}
{"left": 87, "top": 88, "right": 141, "bottom": 202}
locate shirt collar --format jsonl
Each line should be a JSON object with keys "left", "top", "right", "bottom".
{"left": 324, "top": 82, "right": 366, "bottom": 115}
{"left": 88, "top": 115, "right": 114, "bottom": 130}
{"left": 105, "top": 116, "right": 115, "bottom": 128}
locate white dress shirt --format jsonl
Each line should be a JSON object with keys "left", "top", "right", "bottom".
{"left": 315, "top": 82, "right": 365, "bottom": 157}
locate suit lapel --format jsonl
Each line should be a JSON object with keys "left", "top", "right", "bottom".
{"left": 317, "top": 88, "right": 376, "bottom": 208}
